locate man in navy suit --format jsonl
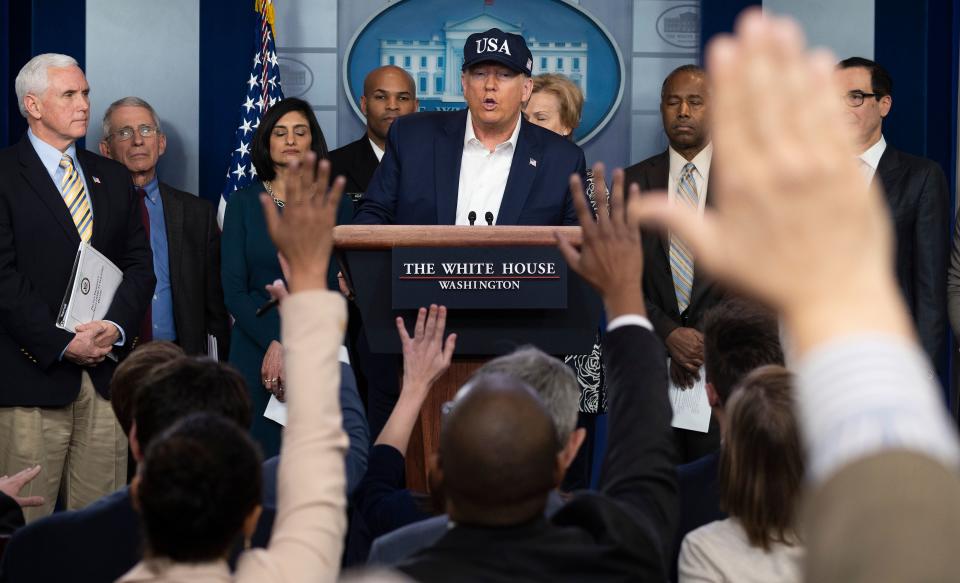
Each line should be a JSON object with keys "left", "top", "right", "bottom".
{"left": 354, "top": 27, "right": 587, "bottom": 226}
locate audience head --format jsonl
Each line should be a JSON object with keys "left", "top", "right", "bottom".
{"left": 660, "top": 64, "right": 709, "bottom": 159}
{"left": 16, "top": 53, "right": 89, "bottom": 148}
{"left": 110, "top": 341, "right": 185, "bottom": 436}
{"left": 251, "top": 97, "right": 328, "bottom": 181}
{"left": 525, "top": 73, "right": 583, "bottom": 141}
{"left": 131, "top": 357, "right": 252, "bottom": 461}
{"left": 134, "top": 413, "right": 263, "bottom": 562}
{"left": 435, "top": 373, "right": 560, "bottom": 526}
{"left": 474, "top": 346, "right": 585, "bottom": 469}
{"left": 461, "top": 28, "right": 534, "bottom": 135}
{"left": 836, "top": 57, "right": 892, "bottom": 150}
{"left": 703, "top": 298, "right": 784, "bottom": 416}
{"left": 720, "top": 365, "right": 804, "bottom": 551}
{"left": 99, "top": 96, "right": 166, "bottom": 186}
{"left": 361, "top": 65, "right": 417, "bottom": 147}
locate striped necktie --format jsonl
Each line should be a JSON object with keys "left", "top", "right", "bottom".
{"left": 670, "top": 162, "right": 698, "bottom": 313}
{"left": 59, "top": 154, "right": 93, "bottom": 242}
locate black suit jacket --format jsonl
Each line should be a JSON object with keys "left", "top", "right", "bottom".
{"left": 157, "top": 182, "right": 230, "bottom": 359}
{"left": 874, "top": 145, "right": 949, "bottom": 371}
{"left": 354, "top": 109, "right": 587, "bottom": 225}
{"left": 0, "top": 136, "right": 154, "bottom": 406}
{"left": 399, "top": 325, "right": 678, "bottom": 582}
{"left": 328, "top": 134, "right": 380, "bottom": 195}
{"left": 624, "top": 151, "right": 725, "bottom": 339}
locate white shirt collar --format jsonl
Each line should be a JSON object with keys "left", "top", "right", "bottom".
{"left": 27, "top": 127, "right": 78, "bottom": 178}
{"left": 668, "top": 142, "right": 713, "bottom": 181}
{"left": 368, "top": 137, "right": 385, "bottom": 162}
{"left": 858, "top": 134, "right": 887, "bottom": 172}
{"left": 464, "top": 110, "right": 522, "bottom": 153}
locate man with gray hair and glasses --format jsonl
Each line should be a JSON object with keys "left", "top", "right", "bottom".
{"left": 99, "top": 96, "right": 230, "bottom": 359}
{"left": 0, "top": 54, "right": 154, "bottom": 521}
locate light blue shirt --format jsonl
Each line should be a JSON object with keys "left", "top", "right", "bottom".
{"left": 27, "top": 129, "right": 126, "bottom": 351}
{"left": 141, "top": 178, "right": 176, "bottom": 341}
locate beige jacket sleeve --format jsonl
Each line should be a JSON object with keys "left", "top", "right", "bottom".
{"left": 235, "top": 290, "right": 349, "bottom": 582}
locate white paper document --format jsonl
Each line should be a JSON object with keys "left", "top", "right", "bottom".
{"left": 264, "top": 345, "right": 351, "bottom": 426}
{"left": 56, "top": 242, "right": 123, "bottom": 333}
{"left": 206, "top": 334, "right": 219, "bottom": 361}
{"left": 667, "top": 362, "right": 712, "bottom": 433}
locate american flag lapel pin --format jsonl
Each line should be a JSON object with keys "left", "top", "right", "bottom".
{"left": 92, "top": 176, "right": 101, "bottom": 184}
{"left": 529, "top": 158, "right": 537, "bottom": 167}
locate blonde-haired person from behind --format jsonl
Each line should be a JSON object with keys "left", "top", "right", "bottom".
{"left": 678, "top": 365, "right": 804, "bottom": 582}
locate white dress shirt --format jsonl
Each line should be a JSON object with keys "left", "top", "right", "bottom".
{"left": 857, "top": 134, "right": 886, "bottom": 182}
{"left": 454, "top": 111, "right": 522, "bottom": 226}
{"left": 369, "top": 138, "right": 385, "bottom": 162}
{"left": 668, "top": 143, "right": 713, "bottom": 216}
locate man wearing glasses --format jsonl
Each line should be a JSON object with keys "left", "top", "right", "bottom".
{"left": 100, "top": 97, "right": 230, "bottom": 360}
{"left": 836, "top": 57, "right": 949, "bottom": 376}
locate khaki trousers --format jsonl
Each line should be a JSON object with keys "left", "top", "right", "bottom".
{"left": 0, "top": 371, "right": 127, "bottom": 523}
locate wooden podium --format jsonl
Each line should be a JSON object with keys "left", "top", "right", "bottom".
{"left": 334, "top": 225, "right": 599, "bottom": 492}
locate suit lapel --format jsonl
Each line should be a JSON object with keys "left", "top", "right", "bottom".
{"left": 17, "top": 137, "right": 80, "bottom": 246}
{"left": 497, "top": 118, "right": 539, "bottom": 226}
{"left": 435, "top": 111, "right": 467, "bottom": 225}
{"left": 76, "top": 150, "right": 111, "bottom": 248}
{"left": 160, "top": 183, "right": 184, "bottom": 296}
{"left": 355, "top": 136, "right": 380, "bottom": 191}
{"left": 873, "top": 146, "right": 903, "bottom": 206}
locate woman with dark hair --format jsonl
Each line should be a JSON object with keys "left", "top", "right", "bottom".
{"left": 678, "top": 365, "right": 805, "bottom": 582}
{"left": 221, "top": 97, "right": 329, "bottom": 457}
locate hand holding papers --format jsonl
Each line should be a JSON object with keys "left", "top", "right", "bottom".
{"left": 57, "top": 242, "right": 123, "bottom": 333}
{"left": 668, "top": 361, "right": 711, "bottom": 433}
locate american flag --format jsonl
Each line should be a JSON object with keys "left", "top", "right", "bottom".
{"left": 218, "top": 0, "right": 284, "bottom": 226}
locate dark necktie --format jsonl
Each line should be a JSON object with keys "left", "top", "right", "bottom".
{"left": 137, "top": 187, "right": 153, "bottom": 343}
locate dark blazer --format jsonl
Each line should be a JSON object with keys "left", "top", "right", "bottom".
{"left": 0, "top": 493, "right": 23, "bottom": 536}
{"left": 328, "top": 134, "right": 380, "bottom": 195}
{"left": 874, "top": 145, "right": 949, "bottom": 371}
{"left": 0, "top": 486, "right": 275, "bottom": 583}
{"left": 353, "top": 109, "right": 587, "bottom": 226}
{"left": 624, "top": 150, "right": 725, "bottom": 340}
{"left": 672, "top": 450, "right": 724, "bottom": 582}
{"left": 0, "top": 136, "right": 154, "bottom": 406}
{"left": 157, "top": 182, "right": 230, "bottom": 359}
{"left": 398, "top": 325, "right": 678, "bottom": 582}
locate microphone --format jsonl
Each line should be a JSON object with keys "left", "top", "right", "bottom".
{"left": 468, "top": 211, "right": 477, "bottom": 226}
{"left": 485, "top": 211, "right": 494, "bottom": 226}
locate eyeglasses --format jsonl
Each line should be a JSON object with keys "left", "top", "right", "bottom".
{"left": 109, "top": 125, "right": 159, "bottom": 141}
{"left": 844, "top": 91, "right": 879, "bottom": 108}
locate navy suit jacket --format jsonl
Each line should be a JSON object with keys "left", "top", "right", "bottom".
{"left": 353, "top": 109, "right": 587, "bottom": 226}
{"left": 672, "top": 450, "right": 724, "bottom": 581}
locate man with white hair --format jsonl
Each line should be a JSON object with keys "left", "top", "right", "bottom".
{"left": 0, "top": 54, "right": 154, "bottom": 521}
{"left": 99, "top": 96, "right": 230, "bottom": 358}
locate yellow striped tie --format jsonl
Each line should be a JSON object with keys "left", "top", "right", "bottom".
{"left": 669, "top": 163, "right": 698, "bottom": 313}
{"left": 59, "top": 154, "right": 93, "bottom": 242}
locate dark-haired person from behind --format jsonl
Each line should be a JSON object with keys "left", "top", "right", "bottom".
{"left": 679, "top": 366, "right": 805, "bottom": 582}
{"left": 134, "top": 413, "right": 263, "bottom": 565}
{"left": 0, "top": 356, "right": 251, "bottom": 583}
{"left": 221, "top": 97, "right": 330, "bottom": 458}
{"left": 670, "top": 297, "right": 784, "bottom": 581}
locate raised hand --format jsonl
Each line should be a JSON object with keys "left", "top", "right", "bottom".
{"left": 397, "top": 304, "right": 457, "bottom": 394}
{"left": 556, "top": 163, "right": 646, "bottom": 320}
{"left": 260, "top": 153, "right": 345, "bottom": 294}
